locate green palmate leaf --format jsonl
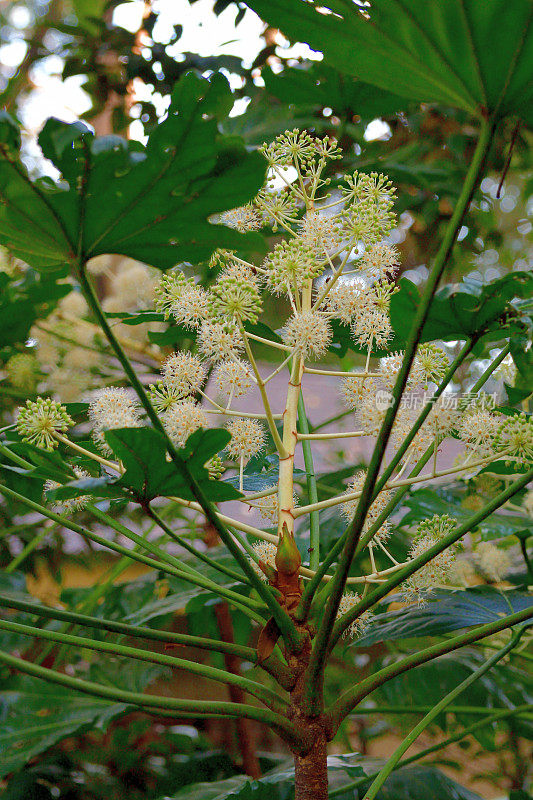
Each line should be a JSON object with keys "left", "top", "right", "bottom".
{"left": 0, "top": 73, "right": 265, "bottom": 272}
{"left": 355, "top": 588, "right": 533, "bottom": 647}
{"left": 169, "top": 757, "right": 481, "bottom": 799}
{"left": 401, "top": 486, "right": 533, "bottom": 542}
{"left": 262, "top": 63, "right": 407, "bottom": 119}
{"left": 0, "top": 270, "right": 71, "bottom": 347}
{"left": 376, "top": 651, "right": 529, "bottom": 726}
{"left": 50, "top": 426, "right": 240, "bottom": 503}
{"left": 390, "top": 272, "right": 533, "bottom": 345}
{"left": 0, "top": 663, "right": 162, "bottom": 778}
{"left": 244, "top": 0, "right": 533, "bottom": 124}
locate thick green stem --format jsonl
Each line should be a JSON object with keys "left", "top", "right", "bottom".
{"left": 76, "top": 265, "right": 304, "bottom": 652}
{"left": 296, "top": 334, "right": 476, "bottom": 621}
{"left": 0, "top": 618, "right": 283, "bottom": 710}
{"left": 327, "top": 604, "right": 533, "bottom": 731}
{"left": 0, "top": 484, "right": 262, "bottom": 621}
{"left": 330, "top": 703, "right": 532, "bottom": 797}
{"left": 0, "top": 593, "right": 255, "bottom": 660}
{"left": 303, "top": 122, "right": 496, "bottom": 713}
{"left": 361, "top": 628, "right": 526, "bottom": 800}
{"left": 0, "top": 648, "right": 301, "bottom": 745}
{"left": 298, "top": 392, "right": 320, "bottom": 570}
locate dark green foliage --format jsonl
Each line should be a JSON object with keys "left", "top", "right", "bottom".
{"left": 356, "top": 588, "right": 533, "bottom": 647}
{"left": 244, "top": 0, "right": 533, "bottom": 124}
{"left": 0, "top": 74, "right": 265, "bottom": 271}
{"left": 0, "top": 663, "right": 164, "bottom": 778}
{"left": 391, "top": 272, "right": 533, "bottom": 344}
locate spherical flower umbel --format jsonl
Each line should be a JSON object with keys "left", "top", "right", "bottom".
{"left": 457, "top": 409, "right": 501, "bottom": 454}
{"left": 359, "top": 243, "right": 400, "bottom": 282}
{"left": 298, "top": 210, "right": 344, "bottom": 253}
{"left": 161, "top": 352, "right": 206, "bottom": 397}
{"left": 492, "top": 412, "right": 533, "bottom": 465}
{"left": 17, "top": 398, "right": 73, "bottom": 451}
{"left": 414, "top": 514, "right": 456, "bottom": 543}
{"left": 209, "top": 272, "right": 262, "bottom": 324}
{"left": 44, "top": 467, "right": 91, "bottom": 515}
{"left": 207, "top": 454, "right": 225, "bottom": 481}
{"left": 88, "top": 388, "right": 141, "bottom": 454}
{"left": 148, "top": 382, "right": 185, "bottom": 413}
{"left": 264, "top": 239, "right": 323, "bottom": 295}
{"left": 226, "top": 418, "right": 266, "bottom": 461}
{"left": 340, "top": 375, "right": 379, "bottom": 411}
{"left": 474, "top": 541, "right": 511, "bottom": 583}
{"left": 249, "top": 541, "right": 278, "bottom": 581}
{"left": 341, "top": 198, "right": 396, "bottom": 246}
{"left": 197, "top": 320, "right": 244, "bottom": 362}
{"left": 337, "top": 592, "right": 373, "bottom": 639}
{"left": 154, "top": 271, "right": 194, "bottom": 319}
{"left": 213, "top": 359, "right": 253, "bottom": 399}
{"left": 162, "top": 401, "right": 207, "bottom": 448}
{"left": 426, "top": 396, "right": 459, "bottom": 438}
{"left": 351, "top": 306, "right": 392, "bottom": 350}
{"left": 342, "top": 171, "right": 396, "bottom": 209}
{"left": 219, "top": 204, "right": 263, "bottom": 233}
{"left": 171, "top": 285, "right": 209, "bottom": 329}
{"left": 325, "top": 278, "right": 367, "bottom": 325}
{"left": 402, "top": 534, "right": 456, "bottom": 604}
{"left": 411, "top": 344, "right": 449, "bottom": 387}
{"left": 282, "top": 311, "right": 332, "bottom": 360}
{"left": 5, "top": 352, "right": 38, "bottom": 391}
{"left": 261, "top": 129, "right": 317, "bottom": 166}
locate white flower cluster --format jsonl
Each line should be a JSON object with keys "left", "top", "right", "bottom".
{"left": 88, "top": 387, "right": 141, "bottom": 455}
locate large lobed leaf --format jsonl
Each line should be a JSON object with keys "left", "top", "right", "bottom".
{"left": 168, "top": 756, "right": 482, "bottom": 799}
{"left": 355, "top": 588, "right": 533, "bottom": 647}
{"left": 0, "top": 73, "right": 265, "bottom": 272}
{"left": 244, "top": 0, "right": 533, "bottom": 124}
{"left": 390, "top": 272, "right": 533, "bottom": 345}
{"left": 0, "top": 663, "right": 163, "bottom": 778}
{"left": 49, "top": 426, "right": 241, "bottom": 503}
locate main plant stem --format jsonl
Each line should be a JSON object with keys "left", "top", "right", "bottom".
{"left": 301, "top": 118, "right": 496, "bottom": 714}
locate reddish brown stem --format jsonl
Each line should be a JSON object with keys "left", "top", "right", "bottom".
{"left": 214, "top": 602, "right": 262, "bottom": 779}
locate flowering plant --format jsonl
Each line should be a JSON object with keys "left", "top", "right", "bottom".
{"left": 0, "top": 71, "right": 531, "bottom": 800}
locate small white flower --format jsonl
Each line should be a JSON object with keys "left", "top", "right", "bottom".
{"left": 161, "top": 352, "right": 206, "bottom": 397}
{"left": 474, "top": 541, "right": 511, "bottom": 583}
{"left": 213, "top": 359, "right": 253, "bottom": 399}
{"left": 172, "top": 285, "right": 210, "bottom": 329}
{"left": 88, "top": 388, "right": 141, "bottom": 454}
{"left": 219, "top": 204, "right": 263, "bottom": 232}
{"left": 351, "top": 306, "right": 392, "bottom": 350}
{"left": 337, "top": 592, "right": 373, "bottom": 639}
{"left": 226, "top": 418, "right": 266, "bottom": 461}
{"left": 282, "top": 311, "right": 332, "bottom": 360}
{"left": 197, "top": 320, "right": 244, "bottom": 362}
{"left": 325, "top": 277, "right": 368, "bottom": 324}
{"left": 359, "top": 243, "right": 400, "bottom": 282}
{"left": 44, "top": 467, "right": 91, "bottom": 515}
{"left": 162, "top": 401, "right": 207, "bottom": 448}
{"left": 5, "top": 353, "right": 38, "bottom": 391}
{"left": 249, "top": 541, "right": 278, "bottom": 581}
{"left": 493, "top": 413, "right": 533, "bottom": 465}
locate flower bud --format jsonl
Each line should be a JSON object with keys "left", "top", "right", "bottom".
{"left": 275, "top": 525, "right": 301, "bottom": 576}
